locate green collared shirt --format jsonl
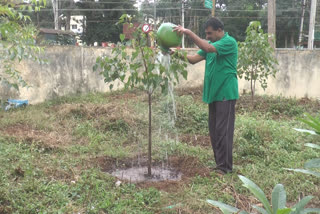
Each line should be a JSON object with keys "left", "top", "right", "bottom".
{"left": 197, "top": 32, "right": 239, "bottom": 103}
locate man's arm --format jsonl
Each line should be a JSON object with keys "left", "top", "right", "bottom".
{"left": 171, "top": 50, "right": 204, "bottom": 64}
{"left": 173, "top": 25, "right": 217, "bottom": 53}
{"left": 186, "top": 54, "right": 205, "bottom": 64}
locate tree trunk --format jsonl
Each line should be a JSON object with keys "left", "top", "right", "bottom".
{"left": 285, "top": 34, "right": 288, "bottom": 48}
{"left": 298, "top": 0, "right": 307, "bottom": 45}
{"left": 267, "top": 0, "right": 276, "bottom": 48}
{"left": 52, "top": 0, "right": 59, "bottom": 30}
{"left": 66, "top": 13, "right": 71, "bottom": 31}
{"left": 251, "top": 70, "right": 254, "bottom": 108}
{"left": 65, "top": 0, "right": 74, "bottom": 31}
{"left": 57, "top": 0, "right": 61, "bottom": 30}
{"left": 290, "top": 32, "right": 295, "bottom": 48}
{"left": 36, "top": 12, "right": 40, "bottom": 27}
{"left": 148, "top": 92, "right": 152, "bottom": 176}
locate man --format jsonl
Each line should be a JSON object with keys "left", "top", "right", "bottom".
{"left": 173, "top": 17, "right": 239, "bottom": 174}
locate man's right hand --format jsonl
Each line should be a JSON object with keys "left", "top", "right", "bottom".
{"left": 173, "top": 25, "right": 190, "bottom": 36}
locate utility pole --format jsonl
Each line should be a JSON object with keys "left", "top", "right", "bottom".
{"left": 52, "top": 0, "right": 59, "bottom": 30}
{"left": 153, "top": 0, "right": 156, "bottom": 46}
{"left": 182, "top": 0, "right": 185, "bottom": 48}
{"left": 268, "top": 0, "right": 276, "bottom": 49}
{"left": 298, "top": 0, "right": 307, "bottom": 45}
{"left": 212, "top": 0, "right": 216, "bottom": 17}
{"left": 308, "top": 0, "right": 317, "bottom": 49}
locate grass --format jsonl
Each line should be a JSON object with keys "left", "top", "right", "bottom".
{"left": 0, "top": 88, "right": 319, "bottom": 213}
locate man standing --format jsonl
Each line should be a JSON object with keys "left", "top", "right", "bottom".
{"left": 174, "top": 17, "right": 239, "bottom": 174}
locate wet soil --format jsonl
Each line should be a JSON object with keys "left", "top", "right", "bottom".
{"left": 111, "top": 166, "right": 182, "bottom": 183}
{"left": 94, "top": 155, "right": 212, "bottom": 192}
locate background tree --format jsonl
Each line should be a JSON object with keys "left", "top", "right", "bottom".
{"left": 0, "top": 0, "right": 46, "bottom": 92}
{"left": 237, "top": 21, "right": 278, "bottom": 106}
{"left": 140, "top": 0, "right": 268, "bottom": 46}
{"left": 76, "top": 0, "right": 138, "bottom": 45}
{"left": 140, "top": 0, "right": 211, "bottom": 47}
{"left": 276, "top": 0, "right": 308, "bottom": 48}
{"left": 139, "top": 0, "right": 313, "bottom": 48}
{"left": 60, "top": 0, "right": 76, "bottom": 31}
{"left": 216, "top": 0, "right": 268, "bottom": 42}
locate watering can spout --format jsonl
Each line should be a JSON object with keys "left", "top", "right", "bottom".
{"left": 156, "top": 23, "right": 182, "bottom": 54}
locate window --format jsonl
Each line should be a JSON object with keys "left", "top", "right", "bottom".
{"left": 72, "top": 25, "right": 77, "bottom": 30}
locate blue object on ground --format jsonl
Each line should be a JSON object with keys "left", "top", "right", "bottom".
{"left": 5, "top": 99, "right": 28, "bottom": 111}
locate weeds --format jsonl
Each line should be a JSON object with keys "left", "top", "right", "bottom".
{"left": 0, "top": 89, "right": 319, "bottom": 213}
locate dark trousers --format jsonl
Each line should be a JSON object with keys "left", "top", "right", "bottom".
{"left": 208, "top": 100, "right": 236, "bottom": 173}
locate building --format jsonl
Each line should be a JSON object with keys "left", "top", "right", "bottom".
{"left": 70, "top": 15, "right": 85, "bottom": 34}
{"left": 37, "top": 28, "right": 76, "bottom": 45}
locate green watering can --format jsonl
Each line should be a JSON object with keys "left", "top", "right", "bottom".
{"left": 156, "top": 23, "right": 182, "bottom": 53}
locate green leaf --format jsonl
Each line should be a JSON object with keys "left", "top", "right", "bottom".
{"left": 305, "top": 113, "right": 320, "bottom": 126}
{"left": 181, "top": 70, "right": 188, "bottom": 80}
{"left": 285, "top": 168, "right": 320, "bottom": 177}
{"left": 304, "top": 158, "right": 320, "bottom": 169}
{"left": 276, "top": 208, "right": 292, "bottom": 214}
{"left": 300, "top": 113, "right": 320, "bottom": 134}
{"left": 238, "top": 175, "right": 272, "bottom": 214}
{"left": 301, "top": 208, "right": 320, "bottom": 214}
{"left": 10, "top": 51, "right": 16, "bottom": 60}
{"left": 120, "top": 34, "right": 125, "bottom": 42}
{"left": 272, "top": 184, "right": 287, "bottom": 213}
{"left": 11, "top": 83, "right": 19, "bottom": 90}
{"left": 119, "top": 14, "right": 128, "bottom": 21}
{"left": 293, "top": 128, "right": 317, "bottom": 135}
{"left": 93, "top": 64, "right": 98, "bottom": 72}
{"left": 252, "top": 205, "right": 268, "bottom": 214}
{"left": 17, "top": 46, "right": 24, "bottom": 58}
{"left": 206, "top": 200, "right": 239, "bottom": 213}
{"left": 305, "top": 143, "right": 320, "bottom": 150}
{"left": 291, "top": 196, "right": 314, "bottom": 214}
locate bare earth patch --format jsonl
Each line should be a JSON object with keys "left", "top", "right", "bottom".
{"left": 180, "top": 134, "right": 211, "bottom": 148}
{"left": 53, "top": 103, "right": 139, "bottom": 127}
{"left": 176, "top": 86, "right": 203, "bottom": 101}
{"left": 0, "top": 123, "right": 82, "bottom": 149}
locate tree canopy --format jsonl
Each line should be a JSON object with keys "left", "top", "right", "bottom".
{"left": 19, "top": 0, "right": 316, "bottom": 48}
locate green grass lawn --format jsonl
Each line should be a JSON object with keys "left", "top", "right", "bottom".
{"left": 0, "top": 88, "right": 319, "bottom": 213}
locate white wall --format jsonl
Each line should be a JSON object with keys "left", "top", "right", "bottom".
{"left": 0, "top": 47, "right": 319, "bottom": 104}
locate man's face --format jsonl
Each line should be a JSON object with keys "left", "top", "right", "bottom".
{"left": 205, "top": 26, "right": 220, "bottom": 42}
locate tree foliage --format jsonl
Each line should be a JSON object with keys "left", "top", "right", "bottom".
{"left": 0, "top": 0, "right": 46, "bottom": 91}
{"left": 93, "top": 14, "right": 188, "bottom": 175}
{"left": 237, "top": 21, "right": 278, "bottom": 106}
{"left": 276, "top": 0, "right": 308, "bottom": 48}
{"left": 76, "top": 0, "right": 138, "bottom": 45}
{"left": 216, "top": 0, "right": 268, "bottom": 42}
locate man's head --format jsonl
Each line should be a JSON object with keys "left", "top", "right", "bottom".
{"left": 204, "top": 18, "right": 224, "bottom": 42}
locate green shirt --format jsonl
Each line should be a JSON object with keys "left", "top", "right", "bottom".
{"left": 197, "top": 32, "right": 239, "bottom": 103}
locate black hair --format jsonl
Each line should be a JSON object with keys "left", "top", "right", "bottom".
{"left": 204, "top": 17, "right": 224, "bottom": 31}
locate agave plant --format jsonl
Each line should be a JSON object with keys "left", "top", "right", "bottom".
{"left": 207, "top": 175, "right": 319, "bottom": 214}
{"left": 287, "top": 113, "right": 320, "bottom": 177}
